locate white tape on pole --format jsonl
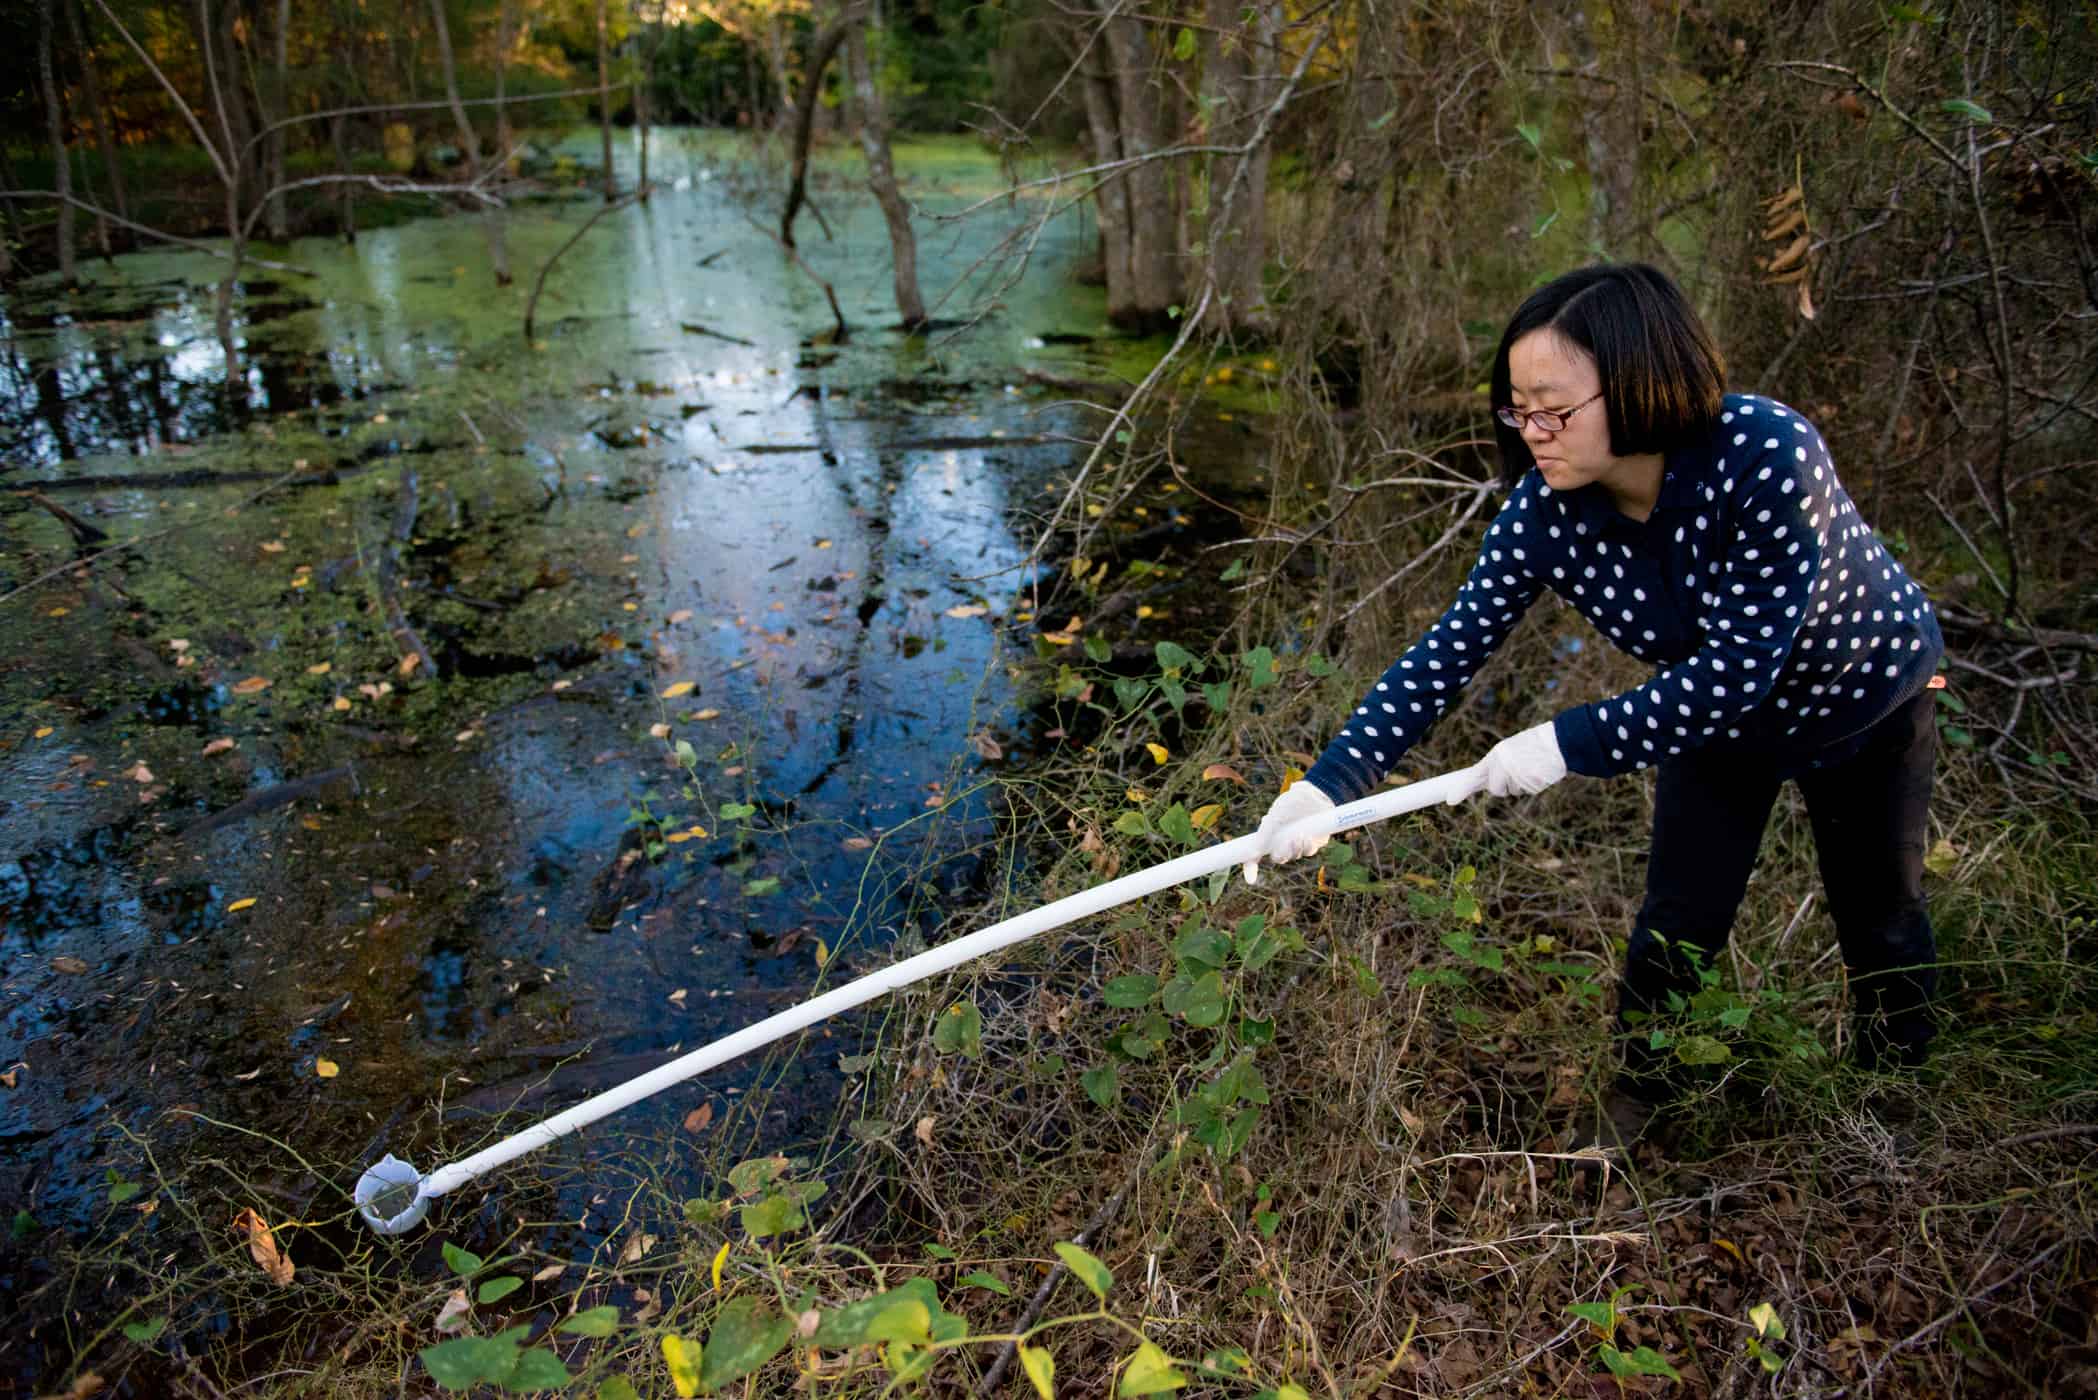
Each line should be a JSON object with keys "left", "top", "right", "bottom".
{"left": 394, "top": 763, "right": 1482, "bottom": 1207}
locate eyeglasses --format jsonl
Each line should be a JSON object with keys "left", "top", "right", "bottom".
{"left": 1496, "top": 391, "right": 1603, "bottom": 434}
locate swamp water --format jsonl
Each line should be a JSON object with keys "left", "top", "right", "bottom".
{"left": 0, "top": 130, "right": 1253, "bottom": 1384}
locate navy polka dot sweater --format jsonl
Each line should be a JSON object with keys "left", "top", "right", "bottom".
{"left": 1303, "top": 394, "right": 1944, "bottom": 803}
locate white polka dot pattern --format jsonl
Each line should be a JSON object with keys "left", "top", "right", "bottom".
{"left": 1302, "top": 394, "right": 1943, "bottom": 800}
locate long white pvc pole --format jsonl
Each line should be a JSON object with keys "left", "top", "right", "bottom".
{"left": 415, "top": 764, "right": 1484, "bottom": 1200}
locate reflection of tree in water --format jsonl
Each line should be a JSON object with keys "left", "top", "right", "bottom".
{"left": 0, "top": 326, "right": 391, "bottom": 467}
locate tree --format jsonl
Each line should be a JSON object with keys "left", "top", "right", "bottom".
{"left": 844, "top": 15, "right": 924, "bottom": 328}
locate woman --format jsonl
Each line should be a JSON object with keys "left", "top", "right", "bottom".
{"left": 1241, "top": 263, "right": 1944, "bottom": 1144}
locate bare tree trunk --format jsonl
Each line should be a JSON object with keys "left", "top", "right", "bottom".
{"left": 1077, "top": 35, "right": 1134, "bottom": 322}
{"left": 1197, "top": 0, "right": 1277, "bottom": 335}
{"left": 1101, "top": 14, "right": 1177, "bottom": 328}
{"left": 597, "top": 0, "right": 615, "bottom": 199}
{"left": 845, "top": 18, "right": 924, "bottom": 328}
{"left": 195, "top": 0, "right": 245, "bottom": 378}
{"left": 429, "top": 0, "right": 479, "bottom": 173}
{"left": 489, "top": 0, "right": 514, "bottom": 282}
{"left": 265, "top": 0, "right": 290, "bottom": 239}
{"left": 780, "top": 5, "right": 863, "bottom": 248}
{"left": 36, "top": 0, "right": 77, "bottom": 287}
{"left": 330, "top": 109, "right": 357, "bottom": 243}
{"left": 69, "top": 0, "right": 129, "bottom": 240}
{"left": 494, "top": 0, "right": 516, "bottom": 167}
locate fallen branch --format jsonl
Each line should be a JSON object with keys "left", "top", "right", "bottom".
{"left": 19, "top": 491, "right": 109, "bottom": 545}
{"left": 523, "top": 190, "right": 645, "bottom": 341}
{"left": 180, "top": 765, "right": 359, "bottom": 841}
{"left": 376, "top": 469, "right": 437, "bottom": 680}
{"left": 0, "top": 461, "right": 318, "bottom": 608}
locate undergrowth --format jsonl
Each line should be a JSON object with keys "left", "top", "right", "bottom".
{"left": 27, "top": 507, "right": 2096, "bottom": 1396}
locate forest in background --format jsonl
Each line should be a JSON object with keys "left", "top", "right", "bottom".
{"left": 4, "top": 0, "right": 2098, "bottom": 1395}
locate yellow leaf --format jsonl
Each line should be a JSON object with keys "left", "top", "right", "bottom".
{"left": 332, "top": 697, "right": 352, "bottom": 712}
{"left": 1019, "top": 1343, "right": 1056, "bottom": 1398}
{"left": 1189, "top": 803, "right": 1223, "bottom": 830}
{"left": 232, "top": 676, "right": 272, "bottom": 695}
{"left": 1145, "top": 743, "right": 1169, "bottom": 766}
{"left": 944, "top": 604, "right": 990, "bottom": 618}
{"left": 693, "top": 708, "right": 721, "bottom": 720}
{"left": 669, "top": 609, "right": 693, "bottom": 624}
{"left": 306, "top": 662, "right": 331, "bottom": 675}
{"left": 710, "top": 1240, "right": 731, "bottom": 1291}
{"left": 815, "top": 538, "right": 832, "bottom": 549}
{"left": 34, "top": 726, "right": 53, "bottom": 738}
{"left": 649, "top": 722, "right": 671, "bottom": 739}
{"left": 316, "top": 1057, "right": 340, "bottom": 1079}
{"left": 1201, "top": 763, "right": 1246, "bottom": 785}
{"left": 1125, "top": 787, "right": 1149, "bottom": 804}
{"left": 1041, "top": 632, "right": 1075, "bottom": 646}
{"left": 397, "top": 652, "right": 421, "bottom": 677}
{"left": 1135, "top": 605, "right": 1154, "bottom": 619}
{"left": 1278, "top": 766, "right": 1304, "bottom": 792}
{"left": 664, "top": 826, "right": 708, "bottom": 843}
{"left": 814, "top": 938, "right": 828, "bottom": 968}
{"left": 1923, "top": 837, "right": 1959, "bottom": 878}
{"left": 662, "top": 1334, "right": 702, "bottom": 1397}
{"left": 227, "top": 898, "right": 257, "bottom": 912}
{"left": 661, "top": 681, "right": 696, "bottom": 699}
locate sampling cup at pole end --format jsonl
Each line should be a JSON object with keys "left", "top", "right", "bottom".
{"left": 355, "top": 1154, "right": 432, "bottom": 1235}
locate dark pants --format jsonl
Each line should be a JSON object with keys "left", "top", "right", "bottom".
{"left": 1618, "top": 688, "right": 1939, "bottom": 1089}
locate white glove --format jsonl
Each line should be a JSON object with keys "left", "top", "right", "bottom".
{"left": 1478, "top": 722, "right": 1567, "bottom": 797}
{"left": 1241, "top": 781, "right": 1336, "bottom": 885}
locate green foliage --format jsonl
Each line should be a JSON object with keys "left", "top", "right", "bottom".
{"left": 420, "top": 1326, "right": 572, "bottom": 1393}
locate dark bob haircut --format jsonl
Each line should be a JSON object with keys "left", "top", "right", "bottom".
{"left": 1489, "top": 263, "right": 1726, "bottom": 490}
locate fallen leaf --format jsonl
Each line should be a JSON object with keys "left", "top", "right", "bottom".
{"left": 841, "top": 835, "right": 874, "bottom": 851}
{"left": 944, "top": 604, "right": 989, "bottom": 619}
{"left": 665, "top": 825, "right": 708, "bottom": 843}
{"left": 233, "top": 1208, "right": 294, "bottom": 1286}
{"left": 331, "top": 697, "right": 352, "bottom": 712}
{"left": 532, "top": 1263, "right": 566, "bottom": 1282}
{"left": 693, "top": 708, "right": 721, "bottom": 720}
{"left": 915, "top": 1115, "right": 937, "bottom": 1146}
{"left": 168, "top": 639, "right": 190, "bottom": 652}
{"left": 814, "top": 938, "right": 828, "bottom": 968}
{"left": 683, "top": 1103, "right": 714, "bottom": 1134}
{"left": 1145, "top": 743, "right": 1170, "bottom": 765}
{"left": 796, "top": 1308, "right": 821, "bottom": 1338}
{"left": 970, "top": 730, "right": 1004, "bottom": 761}
{"left": 260, "top": 540, "right": 286, "bottom": 553}
{"left": 649, "top": 722, "right": 671, "bottom": 739}
{"left": 669, "top": 609, "right": 693, "bottom": 624}
{"left": 1923, "top": 838, "right": 1960, "bottom": 878}
{"left": 127, "top": 762, "right": 155, "bottom": 784}
{"left": 453, "top": 730, "right": 478, "bottom": 744}
{"left": 435, "top": 1288, "right": 473, "bottom": 1334}
{"left": 52, "top": 956, "right": 90, "bottom": 975}
{"left": 668, "top": 988, "right": 688, "bottom": 1007}
{"left": 1041, "top": 631, "right": 1076, "bottom": 646}
{"left": 397, "top": 653, "right": 421, "bottom": 677}
{"left": 316, "top": 1058, "right": 340, "bottom": 1079}
{"left": 1201, "top": 763, "right": 1247, "bottom": 785}
{"left": 815, "top": 538, "right": 833, "bottom": 549}
{"left": 227, "top": 897, "right": 257, "bottom": 913}
{"left": 0, "top": 1068, "right": 17, "bottom": 1089}
{"left": 234, "top": 1067, "right": 263, "bottom": 1081}
{"left": 34, "top": 725, "right": 54, "bottom": 738}
{"left": 232, "top": 676, "right": 271, "bottom": 695}
{"left": 661, "top": 681, "right": 696, "bottom": 699}
{"left": 307, "top": 662, "right": 331, "bottom": 675}
{"left": 201, "top": 738, "right": 236, "bottom": 757}
{"left": 619, "top": 1232, "right": 657, "bottom": 1265}
{"left": 711, "top": 1240, "right": 731, "bottom": 1290}
{"left": 1189, "top": 803, "right": 1223, "bottom": 830}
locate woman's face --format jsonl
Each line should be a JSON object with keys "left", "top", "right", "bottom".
{"left": 1505, "top": 329, "right": 1622, "bottom": 495}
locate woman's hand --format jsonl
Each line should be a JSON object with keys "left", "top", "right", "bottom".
{"left": 1478, "top": 722, "right": 1567, "bottom": 796}
{"left": 1241, "top": 782, "right": 1337, "bottom": 885}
